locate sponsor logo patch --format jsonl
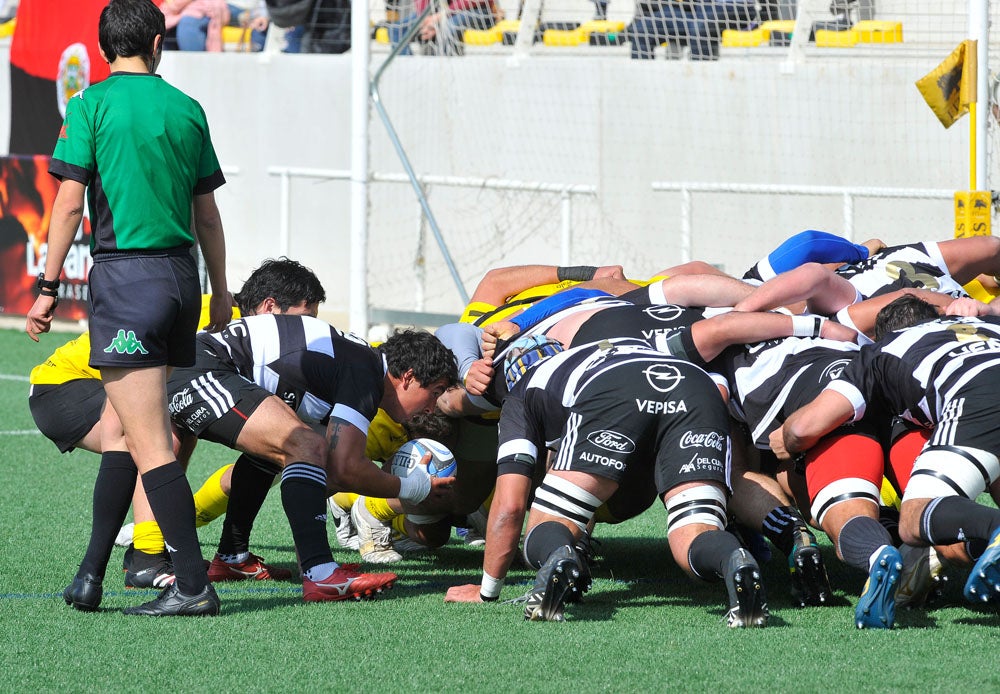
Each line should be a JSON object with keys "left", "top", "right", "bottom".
{"left": 679, "top": 430, "right": 725, "bottom": 451}
{"left": 643, "top": 363, "right": 684, "bottom": 393}
{"left": 586, "top": 430, "right": 636, "bottom": 453}
{"left": 103, "top": 329, "right": 148, "bottom": 355}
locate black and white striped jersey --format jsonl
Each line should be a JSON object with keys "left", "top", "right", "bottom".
{"left": 197, "top": 314, "right": 385, "bottom": 428}
{"left": 723, "top": 336, "right": 860, "bottom": 448}
{"left": 496, "top": 337, "right": 709, "bottom": 475}
{"left": 828, "top": 316, "right": 1000, "bottom": 429}
{"left": 834, "top": 242, "right": 968, "bottom": 300}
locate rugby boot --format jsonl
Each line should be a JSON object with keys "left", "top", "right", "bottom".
{"left": 565, "top": 533, "right": 598, "bottom": 604}
{"left": 328, "top": 496, "right": 360, "bottom": 551}
{"left": 855, "top": 545, "right": 902, "bottom": 629}
{"left": 524, "top": 544, "right": 587, "bottom": 622}
{"left": 724, "top": 548, "right": 768, "bottom": 628}
{"left": 302, "top": 566, "right": 397, "bottom": 602}
{"left": 207, "top": 553, "right": 293, "bottom": 582}
{"left": 123, "top": 546, "right": 176, "bottom": 589}
{"left": 63, "top": 572, "right": 103, "bottom": 612}
{"left": 788, "top": 528, "right": 832, "bottom": 607}
{"left": 964, "top": 526, "right": 1000, "bottom": 604}
{"left": 896, "top": 545, "right": 946, "bottom": 609}
{"left": 122, "top": 582, "right": 221, "bottom": 617}
{"left": 352, "top": 498, "right": 402, "bottom": 564}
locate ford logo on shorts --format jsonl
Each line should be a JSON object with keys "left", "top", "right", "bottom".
{"left": 587, "top": 430, "right": 637, "bottom": 453}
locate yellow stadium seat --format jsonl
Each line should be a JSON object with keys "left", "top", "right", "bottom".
{"left": 815, "top": 28, "right": 858, "bottom": 47}
{"left": 221, "top": 25, "right": 252, "bottom": 50}
{"left": 375, "top": 26, "right": 390, "bottom": 44}
{"left": 722, "top": 27, "right": 766, "bottom": 47}
{"left": 464, "top": 19, "right": 518, "bottom": 45}
{"left": 722, "top": 20, "right": 794, "bottom": 48}
{"left": 853, "top": 20, "right": 903, "bottom": 44}
{"left": 815, "top": 20, "right": 902, "bottom": 48}
{"left": 0, "top": 18, "right": 15, "bottom": 39}
{"left": 543, "top": 20, "right": 625, "bottom": 47}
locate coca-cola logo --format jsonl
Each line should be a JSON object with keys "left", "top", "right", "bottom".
{"left": 679, "top": 430, "right": 725, "bottom": 451}
{"left": 586, "top": 430, "right": 636, "bottom": 453}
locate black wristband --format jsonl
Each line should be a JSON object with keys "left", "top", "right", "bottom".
{"left": 37, "top": 272, "right": 61, "bottom": 291}
{"left": 479, "top": 592, "right": 499, "bottom": 602}
{"left": 557, "top": 265, "right": 599, "bottom": 282}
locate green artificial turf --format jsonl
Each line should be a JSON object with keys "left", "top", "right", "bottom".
{"left": 2, "top": 328, "right": 1000, "bottom": 692}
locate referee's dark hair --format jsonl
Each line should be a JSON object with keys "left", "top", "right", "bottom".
{"left": 234, "top": 257, "right": 326, "bottom": 314}
{"left": 380, "top": 330, "right": 459, "bottom": 389}
{"left": 874, "top": 294, "right": 940, "bottom": 341}
{"left": 99, "top": 0, "right": 166, "bottom": 70}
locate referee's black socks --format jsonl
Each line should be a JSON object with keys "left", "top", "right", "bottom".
{"left": 142, "top": 461, "right": 208, "bottom": 595}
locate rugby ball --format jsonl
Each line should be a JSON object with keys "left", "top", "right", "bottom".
{"left": 390, "top": 438, "right": 457, "bottom": 479}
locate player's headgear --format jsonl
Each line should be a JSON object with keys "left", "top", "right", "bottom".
{"left": 503, "top": 335, "right": 565, "bottom": 391}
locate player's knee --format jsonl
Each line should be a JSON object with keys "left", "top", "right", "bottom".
{"left": 283, "top": 425, "right": 327, "bottom": 466}
{"left": 665, "top": 484, "right": 727, "bottom": 536}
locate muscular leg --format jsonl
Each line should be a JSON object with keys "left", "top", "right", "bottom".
{"left": 936, "top": 236, "right": 1000, "bottom": 284}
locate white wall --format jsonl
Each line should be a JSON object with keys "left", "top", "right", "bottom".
{"left": 1, "top": 42, "right": 985, "bottom": 326}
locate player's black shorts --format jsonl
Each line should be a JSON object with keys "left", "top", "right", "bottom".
{"left": 88, "top": 250, "right": 201, "bottom": 369}
{"left": 28, "top": 380, "right": 105, "bottom": 453}
{"left": 167, "top": 350, "right": 271, "bottom": 448}
{"left": 572, "top": 304, "right": 698, "bottom": 349}
{"left": 550, "top": 358, "right": 731, "bottom": 495}
{"left": 928, "top": 379, "right": 1000, "bottom": 452}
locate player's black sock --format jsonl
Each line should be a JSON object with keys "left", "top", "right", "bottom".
{"left": 142, "top": 462, "right": 207, "bottom": 595}
{"left": 966, "top": 538, "right": 987, "bottom": 561}
{"left": 837, "top": 516, "right": 892, "bottom": 572}
{"left": 877, "top": 505, "right": 902, "bottom": 546}
{"left": 78, "top": 451, "right": 137, "bottom": 579}
{"left": 522, "top": 521, "right": 577, "bottom": 570}
{"left": 280, "top": 462, "right": 333, "bottom": 574}
{"left": 217, "top": 454, "right": 279, "bottom": 556}
{"left": 687, "top": 529, "right": 743, "bottom": 581}
{"left": 761, "top": 505, "right": 811, "bottom": 557}
{"left": 919, "top": 496, "right": 1000, "bottom": 545}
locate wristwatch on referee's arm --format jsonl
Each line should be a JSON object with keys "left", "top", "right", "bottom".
{"left": 36, "top": 272, "right": 61, "bottom": 307}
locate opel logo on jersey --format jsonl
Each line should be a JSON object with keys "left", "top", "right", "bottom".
{"left": 642, "top": 362, "right": 684, "bottom": 393}
{"left": 643, "top": 305, "right": 685, "bottom": 322}
{"left": 819, "top": 358, "right": 852, "bottom": 382}
{"left": 586, "top": 430, "right": 637, "bottom": 453}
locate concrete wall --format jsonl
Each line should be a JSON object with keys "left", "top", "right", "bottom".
{"left": 1, "top": 41, "right": 986, "bottom": 327}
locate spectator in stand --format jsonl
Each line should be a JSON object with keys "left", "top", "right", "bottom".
{"left": 163, "top": 0, "right": 269, "bottom": 51}
{"left": 390, "top": 0, "right": 499, "bottom": 56}
{"left": 628, "top": 0, "right": 754, "bottom": 60}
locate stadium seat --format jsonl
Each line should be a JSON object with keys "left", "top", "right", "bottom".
{"left": 0, "top": 17, "right": 14, "bottom": 39}
{"left": 853, "top": 20, "right": 903, "bottom": 43}
{"left": 722, "top": 20, "right": 795, "bottom": 48}
{"left": 221, "top": 25, "right": 252, "bottom": 51}
{"left": 542, "top": 20, "right": 625, "bottom": 47}
{"left": 464, "top": 19, "right": 521, "bottom": 46}
{"left": 374, "top": 25, "right": 390, "bottom": 44}
{"left": 815, "top": 20, "right": 903, "bottom": 48}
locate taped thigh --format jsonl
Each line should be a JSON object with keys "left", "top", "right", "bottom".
{"left": 903, "top": 445, "right": 1000, "bottom": 501}
{"left": 665, "top": 484, "right": 727, "bottom": 536}
{"left": 530, "top": 474, "right": 603, "bottom": 532}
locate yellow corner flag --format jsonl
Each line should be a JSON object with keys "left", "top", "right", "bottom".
{"left": 915, "top": 39, "right": 978, "bottom": 129}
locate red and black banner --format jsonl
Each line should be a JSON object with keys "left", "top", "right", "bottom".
{"left": 0, "top": 155, "right": 91, "bottom": 320}
{"left": 9, "top": 0, "right": 110, "bottom": 155}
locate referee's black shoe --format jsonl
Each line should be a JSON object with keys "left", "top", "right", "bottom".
{"left": 63, "top": 572, "right": 103, "bottom": 612}
{"left": 122, "top": 582, "right": 220, "bottom": 617}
